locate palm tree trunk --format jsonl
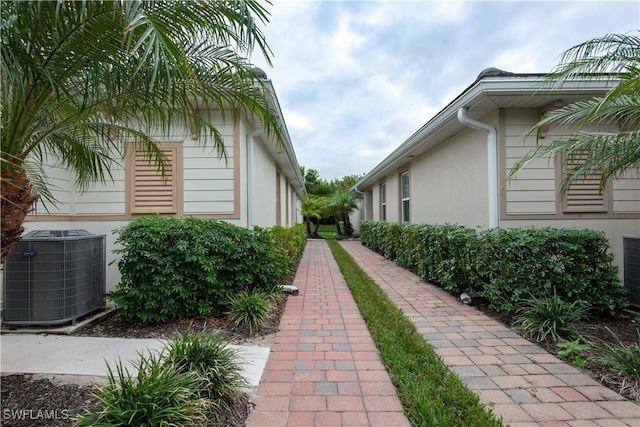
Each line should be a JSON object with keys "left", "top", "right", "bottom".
{"left": 305, "top": 217, "right": 312, "bottom": 236}
{"left": 343, "top": 213, "right": 352, "bottom": 236}
{"left": 1, "top": 166, "right": 38, "bottom": 262}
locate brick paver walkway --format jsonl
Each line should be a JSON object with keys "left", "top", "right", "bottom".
{"left": 248, "top": 239, "right": 640, "bottom": 426}
{"left": 340, "top": 240, "right": 640, "bottom": 427}
{"left": 247, "top": 239, "right": 410, "bottom": 427}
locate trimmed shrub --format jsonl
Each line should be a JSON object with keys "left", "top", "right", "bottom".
{"left": 475, "top": 227, "right": 625, "bottom": 316}
{"left": 360, "top": 221, "right": 627, "bottom": 317}
{"left": 265, "top": 223, "right": 307, "bottom": 281}
{"left": 109, "top": 217, "right": 299, "bottom": 323}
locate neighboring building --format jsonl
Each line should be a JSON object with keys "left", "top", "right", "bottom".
{"left": 22, "top": 76, "right": 306, "bottom": 292}
{"left": 354, "top": 68, "right": 640, "bottom": 275}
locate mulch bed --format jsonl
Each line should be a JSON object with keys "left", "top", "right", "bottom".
{"left": 1, "top": 296, "right": 287, "bottom": 427}
{"left": 2, "top": 292, "right": 638, "bottom": 426}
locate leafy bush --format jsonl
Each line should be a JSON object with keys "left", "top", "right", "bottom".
{"left": 228, "top": 289, "right": 273, "bottom": 334}
{"left": 109, "top": 216, "right": 298, "bottom": 323}
{"left": 75, "top": 353, "right": 208, "bottom": 426}
{"left": 264, "top": 224, "right": 307, "bottom": 281}
{"left": 512, "top": 291, "right": 591, "bottom": 343}
{"left": 164, "top": 331, "right": 248, "bottom": 421}
{"left": 360, "top": 221, "right": 627, "bottom": 317}
{"left": 476, "top": 227, "right": 625, "bottom": 316}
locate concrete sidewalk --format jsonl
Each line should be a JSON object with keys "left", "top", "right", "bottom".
{"left": 1, "top": 334, "right": 270, "bottom": 388}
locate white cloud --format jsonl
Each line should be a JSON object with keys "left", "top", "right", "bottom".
{"left": 251, "top": 0, "right": 640, "bottom": 180}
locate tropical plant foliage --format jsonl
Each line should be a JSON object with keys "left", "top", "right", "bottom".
{"left": 75, "top": 353, "right": 209, "bottom": 426}
{"left": 109, "top": 217, "right": 296, "bottom": 323}
{"left": 508, "top": 32, "right": 640, "bottom": 194}
{"left": 164, "top": 331, "right": 248, "bottom": 422}
{"left": 0, "top": 0, "right": 281, "bottom": 261}
{"left": 76, "top": 332, "right": 250, "bottom": 426}
{"left": 327, "top": 188, "right": 362, "bottom": 236}
{"left": 512, "top": 291, "right": 591, "bottom": 343}
{"left": 299, "top": 194, "right": 328, "bottom": 237}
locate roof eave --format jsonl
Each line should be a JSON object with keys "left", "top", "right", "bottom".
{"left": 355, "top": 75, "right": 617, "bottom": 190}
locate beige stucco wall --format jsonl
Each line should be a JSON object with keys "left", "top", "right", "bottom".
{"left": 384, "top": 173, "right": 401, "bottom": 223}
{"left": 410, "top": 111, "right": 497, "bottom": 228}
{"left": 355, "top": 106, "right": 639, "bottom": 282}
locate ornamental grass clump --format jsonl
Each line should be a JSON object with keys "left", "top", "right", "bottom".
{"left": 75, "top": 353, "right": 208, "bottom": 427}
{"left": 512, "top": 291, "right": 591, "bottom": 343}
{"left": 164, "top": 331, "right": 248, "bottom": 422}
{"left": 228, "top": 289, "right": 274, "bottom": 334}
{"left": 599, "top": 327, "right": 640, "bottom": 397}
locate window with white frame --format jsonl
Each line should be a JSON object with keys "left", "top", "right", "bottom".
{"left": 380, "top": 183, "right": 387, "bottom": 221}
{"left": 401, "top": 172, "right": 410, "bottom": 222}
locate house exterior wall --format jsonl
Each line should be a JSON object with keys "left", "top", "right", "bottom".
{"left": 11, "top": 111, "right": 303, "bottom": 296}
{"left": 251, "top": 136, "right": 277, "bottom": 227}
{"left": 357, "top": 106, "right": 639, "bottom": 278}
{"left": 411, "top": 114, "right": 493, "bottom": 227}
{"left": 500, "top": 108, "right": 640, "bottom": 275}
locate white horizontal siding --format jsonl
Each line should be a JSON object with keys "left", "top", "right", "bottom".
{"left": 504, "top": 109, "right": 557, "bottom": 215}
{"left": 182, "top": 144, "right": 233, "bottom": 158}
{"left": 507, "top": 201, "right": 556, "bottom": 214}
{"left": 184, "top": 190, "right": 234, "bottom": 202}
{"left": 182, "top": 125, "right": 235, "bottom": 214}
{"left": 75, "top": 167, "right": 126, "bottom": 215}
{"left": 184, "top": 201, "right": 234, "bottom": 214}
{"left": 182, "top": 157, "right": 231, "bottom": 170}
{"left": 75, "top": 201, "right": 126, "bottom": 215}
{"left": 612, "top": 172, "right": 640, "bottom": 213}
{"left": 183, "top": 179, "right": 233, "bottom": 191}
{"left": 183, "top": 168, "right": 234, "bottom": 180}
{"left": 31, "top": 158, "right": 71, "bottom": 214}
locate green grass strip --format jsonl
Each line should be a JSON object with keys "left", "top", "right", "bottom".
{"left": 327, "top": 240, "right": 504, "bottom": 427}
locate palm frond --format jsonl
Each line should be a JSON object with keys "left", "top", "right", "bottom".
{"left": 507, "top": 31, "right": 640, "bottom": 195}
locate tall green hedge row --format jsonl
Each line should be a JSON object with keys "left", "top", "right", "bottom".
{"left": 360, "top": 221, "right": 627, "bottom": 317}
{"left": 109, "top": 217, "right": 306, "bottom": 323}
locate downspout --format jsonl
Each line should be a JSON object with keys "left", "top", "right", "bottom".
{"left": 457, "top": 108, "right": 499, "bottom": 229}
{"left": 246, "top": 129, "right": 263, "bottom": 229}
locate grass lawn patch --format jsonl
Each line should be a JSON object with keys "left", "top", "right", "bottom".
{"left": 328, "top": 240, "right": 504, "bottom": 426}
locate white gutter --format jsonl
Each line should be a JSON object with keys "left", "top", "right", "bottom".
{"left": 457, "top": 107, "right": 499, "bottom": 229}
{"left": 247, "top": 129, "right": 263, "bottom": 229}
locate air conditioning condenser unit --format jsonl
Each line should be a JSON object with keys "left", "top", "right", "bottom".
{"left": 2, "top": 230, "right": 106, "bottom": 326}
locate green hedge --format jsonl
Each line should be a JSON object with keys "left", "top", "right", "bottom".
{"left": 109, "top": 217, "right": 306, "bottom": 323}
{"left": 360, "top": 221, "right": 627, "bottom": 317}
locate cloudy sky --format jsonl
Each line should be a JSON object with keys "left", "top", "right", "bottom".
{"left": 250, "top": 0, "right": 639, "bottom": 181}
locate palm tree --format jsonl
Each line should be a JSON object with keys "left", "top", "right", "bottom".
{"left": 1, "top": 0, "right": 283, "bottom": 261}
{"left": 507, "top": 32, "right": 640, "bottom": 194}
{"left": 328, "top": 189, "right": 362, "bottom": 237}
{"left": 299, "top": 194, "right": 324, "bottom": 237}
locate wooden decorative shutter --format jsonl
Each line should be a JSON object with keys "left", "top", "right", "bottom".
{"left": 130, "top": 144, "right": 180, "bottom": 214}
{"left": 562, "top": 151, "right": 607, "bottom": 213}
